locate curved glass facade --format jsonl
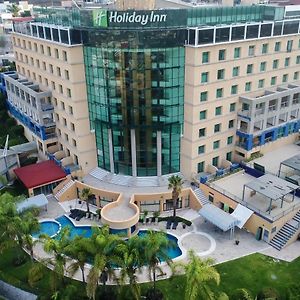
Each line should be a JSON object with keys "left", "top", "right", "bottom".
{"left": 83, "top": 28, "right": 185, "bottom": 176}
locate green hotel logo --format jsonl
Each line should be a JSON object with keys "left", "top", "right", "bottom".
{"left": 93, "top": 9, "right": 108, "bottom": 27}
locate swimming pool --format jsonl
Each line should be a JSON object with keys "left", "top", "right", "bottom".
{"left": 32, "top": 220, "right": 60, "bottom": 238}
{"left": 35, "top": 215, "right": 182, "bottom": 259}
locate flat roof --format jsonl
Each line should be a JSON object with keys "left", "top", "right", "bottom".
{"left": 14, "top": 160, "right": 66, "bottom": 189}
{"left": 245, "top": 174, "right": 298, "bottom": 200}
{"left": 281, "top": 154, "right": 300, "bottom": 172}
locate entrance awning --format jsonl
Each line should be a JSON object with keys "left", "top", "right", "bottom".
{"left": 231, "top": 204, "right": 253, "bottom": 229}
{"left": 199, "top": 204, "right": 238, "bottom": 231}
{"left": 17, "top": 194, "right": 48, "bottom": 213}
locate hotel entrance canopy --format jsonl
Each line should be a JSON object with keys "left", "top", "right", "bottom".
{"left": 199, "top": 204, "right": 238, "bottom": 238}
{"left": 243, "top": 174, "right": 298, "bottom": 214}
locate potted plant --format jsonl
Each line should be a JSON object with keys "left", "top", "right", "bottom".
{"left": 143, "top": 210, "right": 148, "bottom": 224}
{"left": 153, "top": 211, "right": 160, "bottom": 224}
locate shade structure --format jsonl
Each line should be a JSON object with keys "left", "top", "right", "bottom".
{"left": 199, "top": 204, "right": 239, "bottom": 232}
{"left": 231, "top": 204, "right": 254, "bottom": 229}
{"left": 17, "top": 194, "right": 48, "bottom": 213}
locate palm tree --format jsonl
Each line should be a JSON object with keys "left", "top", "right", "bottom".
{"left": 168, "top": 175, "right": 183, "bottom": 218}
{"left": 65, "top": 235, "right": 89, "bottom": 283}
{"left": 7, "top": 4, "right": 20, "bottom": 17}
{"left": 115, "top": 236, "right": 144, "bottom": 300}
{"left": 142, "top": 230, "right": 173, "bottom": 298}
{"left": 86, "top": 226, "right": 121, "bottom": 300}
{"left": 80, "top": 187, "right": 93, "bottom": 214}
{"left": 180, "top": 250, "right": 220, "bottom": 300}
{"left": 29, "top": 227, "right": 71, "bottom": 292}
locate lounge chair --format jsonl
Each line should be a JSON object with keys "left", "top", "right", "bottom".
{"left": 166, "top": 219, "right": 172, "bottom": 229}
{"left": 172, "top": 220, "right": 178, "bottom": 230}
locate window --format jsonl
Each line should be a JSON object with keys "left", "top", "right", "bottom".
{"left": 248, "top": 45, "right": 255, "bottom": 56}
{"left": 214, "top": 123, "right": 221, "bottom": 133}
{"left": 40, "top": 45, "right": 44, "bottom": 54}
{"left": 199, "top": 110, "right": 207, "bottom": 120}
{"left": 285, "top": 57, "right": 290, "bottom": 67}
{"left": 57, "top": 67, "right": 61, "bottom": 77}
{"left": 213, "top": 140, "right": 220, "bottom": 149}
{"left": 63, "top": 118, "right": 67, "bottom": 127}
{"left": 262, "top": 43, "right": 268, "bottom": 54}
{"left": 71, "top": 122, "right": 75, "bottom": 131}
{"left": 271, "top": 76, "right": 277, "bottom": 85}
{"left": 34, "top": 43, "right": 37, "bottom": 52}
{"left": 282, "top": 74, "right": 288, "bottom": 83}
{"left": 273, "top": 59, "right": 279, "bottom": 69}
{"left": 51, "top": 81, "right": 56, "bottom": 90}
{"left": 227, "top": 136, "right": 233, "bottom": 145}
{"left": 296, "top": 55, "right": 300, "bottom": 64}
{"left": 234, "top": 47, "right": 240, "bottom": 59}
{"left": 231, "top": 85, "right": 238, "bottom": 95}
{"left": 45, "top": 78, "right": 48, "bottom": 86}
{"left": 294, "top": 72, "right": 299, "bottom": 80}
{"left": 47, "top": 46, "right": 51, "bottom": 56}
{"left": 247, "top": 64, "right": 253, "bottom": 74}
{"left": 260, "top": 62, "right": 266, "bottom": 72}
{"left": 65, "top": 70, "right": 69, "bottom": 80}
{"left": 230, "top": 103, "right": 236, "bottom": 112}
{"left": 72, "top": 139, "right": 77, "bottom": 147}
{"left": 219, "top": 49, "right": 226, "bottom": 61}
{"left": 202, "top": 52, "right": 209, "bottom": 63}
{"left": 62, "top": 50, "right": 68, "bottom": 61}
{"left": 59, "top": 85, "right": 63, "bottom": 94}
{"left": 212, "top": 156, "right": 219, "bottom": 167}
{"left": 199, "top": 128, "right": 206, "bottom": 137}
{"left": 232, "top": 66, "right": 239, "bottom": 77}
{"left": 65, "top": 133, "right": 69, "bottom": 141}
{"left": 215, "top": 106, "right": 222, "bottom": 116}
{"left": 274, "top": 41, "right": 281, "bottom": 52}
{"left": 216, "top": 88, "right": 223, "bottom": 98}
{"left": 258, "top": 79, "right": 265, "bottom": 88}
{"left": 200, "top": 91, "right": 208, "bottom": 102}
{"left": 42, "top": 61, "right": 46, "bottom": 70}
{"left": 68, "top": 105, "right": 73, "bottom": 115}
{"left": 55, "top": 48, "right": 59, "bottom": 59}
{"left": 61, "top": 101, "right": 65, "bottom": 110}
{"left": 49, "top": 64, "right": 53, "bottom": 73}
{"left": 228, "top": 120, "right": 234, "bottom": 128}
{"left": 226, "top": 152, "right": 232, "bottom": 161}
{"left": 245, "top": 82, "right": 251, "bottom": 92}
{"left": 217, "top": 69, "right": 225, "bottom": 80}
{"left": 201, "top": 72, "right": 208, "bottom": 83}
{"left": 67, "top": 88, "right": 72, "bottom": 98}
{"left": 287, "top": 40, "right": 293, "bottom": 52}
{"left": 198, "top": 145, "right": 205, "bottom": 154}
{"left": 197, "top": 162, "right": 204, "bottom": 173}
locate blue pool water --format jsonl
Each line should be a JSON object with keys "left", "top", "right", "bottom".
{"left": 32, "top": 221, "right": 60, "bottom": 238}
{"left": 36, "top": 215, "right": 182, "bottom": 259}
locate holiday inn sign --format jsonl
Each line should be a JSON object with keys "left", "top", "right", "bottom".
{"left": 93, "top": 10, "right": 168, "bottom": 27}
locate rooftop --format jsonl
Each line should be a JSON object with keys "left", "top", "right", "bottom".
{"left": 14, "top": 160, "right": 66, "bottom": 189}
{"left": 281, "top": 154, "right": 300, "bottom": 173}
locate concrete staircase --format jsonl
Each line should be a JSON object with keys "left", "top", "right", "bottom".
{"left": 54, "top": 179, "right": 75, "bottom": 200}
{"left": 193, "top": 188, "right": 210, "bottom": 206}
{"left": 269, "top": 211, "right": 300, "bottom": 250}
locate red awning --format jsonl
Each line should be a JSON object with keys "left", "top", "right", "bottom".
{"left": 14, "top": 160, "right": 66, "bottom": 189}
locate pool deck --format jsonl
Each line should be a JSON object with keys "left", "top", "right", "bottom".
{"left": 33, "top": 197, "right": 300, "bottom": 284}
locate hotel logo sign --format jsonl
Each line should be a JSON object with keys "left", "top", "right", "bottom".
{"left": 93, "top": 10, "right": 167, "bottom": 27}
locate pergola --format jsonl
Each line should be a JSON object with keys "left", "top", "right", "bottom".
{"left": 279, "top": 154, "right": 300, "bottom": 185}
{"left": 199, "top": 204, "right": 239, "bottom": 239}
{"left": 242, "top": 174, "right": 299, "bottom": 214}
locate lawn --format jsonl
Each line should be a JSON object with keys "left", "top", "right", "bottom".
{"left": 1, "top": 247, "right": 300, "bottom": 299}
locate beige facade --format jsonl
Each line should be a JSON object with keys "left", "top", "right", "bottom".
{"left": 115, "top": 0, "right": 156, "bottom": 10}
{"left": 11, "top": 33, "right": 97, "bottom": 175}
{"left": 182, "top": 34, "right": 300, "bottom": 179}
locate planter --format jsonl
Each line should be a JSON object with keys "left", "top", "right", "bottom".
{"left": 235, "top": 240, "right": 240, "bottom": 245}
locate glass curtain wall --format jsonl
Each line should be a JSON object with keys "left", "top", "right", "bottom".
{"left": 83, "top": 29, "right": 185, "bottom": 176}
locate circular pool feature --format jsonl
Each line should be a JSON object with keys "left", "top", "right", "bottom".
{"left": 32, "top": 220, "right": 60, "bottom": 238}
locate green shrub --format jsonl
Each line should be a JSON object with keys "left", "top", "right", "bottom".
{"left": 257, "top": 287, "right": 281, "bottom": 300}
{"left": 20, "top": 157, "right": 38, "bottom": 167}
{"left": 0, "top": 110, "right": 8, "bottom": 120}
{"left": 9, "top": 124, "right": 24, "bottom": 136}
{"left": 8, "top": 138, "right": 20, "bottom": 146}
{"left": 231, "top": 288, "right": 253, "bottom": 300}
{"left": 6, "top": 118, "right": 16, "bottom": 127}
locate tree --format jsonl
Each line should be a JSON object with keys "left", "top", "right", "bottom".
{"left": 168, "top": 175, "right": 183, "bottom": 218}
{"left": 178, "top": 250, "right": 220, "bottom": 300}
{"left": 142, "top": 230, "right": 172, "bottom": 299}
{"left": 86, "top": 226, "right": 121, "bottom": 300}
{"left": 29, "top": 227, "right": 71, "bottom": 292}
{"left": 80, "top": 187, "right": 93, "bottom": 214}
{"left": 65, "top": 235, "right": 89, "bottom": 283}
{"left": 7, "top": 4, "right": 20, "bottom": 17}
{"left": 115, "top": 236, "right": 144, "bottom": 300}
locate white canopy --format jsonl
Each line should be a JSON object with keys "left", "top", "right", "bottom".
{"left": 17, "top": 194, "right": 48, "bottom": 213}
{"left": 231, "top": 204, "right": 254, "bottom": 229}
